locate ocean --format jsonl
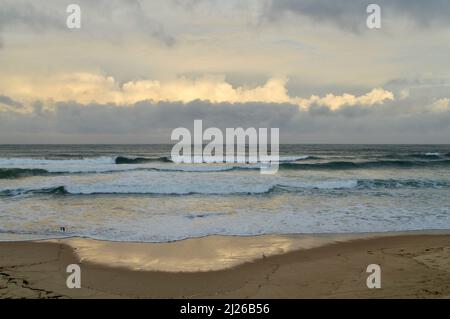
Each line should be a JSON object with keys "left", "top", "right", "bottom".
{"left": 0, "top": 144, "right": 449, "bottom": 242}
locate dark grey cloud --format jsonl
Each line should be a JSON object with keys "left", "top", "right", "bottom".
{"left": 0, "top": 0, "right": 61, "bottom": 49}
{"left": 0, "top": 96, "right": 449, "bottom": 144}
{"left": 0, "top": 1, "right": 62, "bottom": 30}
{"left": 264, "top": 0, "right": 450, "bottom": 32}
{"left": 82, "top": 0, "right": 176, "bottom": 46}
{"left": 0, "top": 95, "right": 23, "bottom": 108}
{"left": 0, "top": 0, "right": 175, "bottom": 47}
{"left": 169, "top": 0, "right": 450, "bottom": 32}
{"left": 384, "top": 76, "right": 450, "bottom": 102}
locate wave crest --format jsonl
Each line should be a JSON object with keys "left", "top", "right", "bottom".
{"left": 279, "top": 160, "right": 450, "bottom": 170}
{"left": 2, "top": 178, "right": 449, "bottom": 198}
{"left": 0, "top": 168, "right": 51, "bottom": 179}
{"left": 114, "top": 156, "right": 172, "bottom": 164}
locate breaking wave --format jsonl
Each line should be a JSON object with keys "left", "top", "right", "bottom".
{"left": 279, "top": 160, "right": 450, "bottom": 170}
{"left": 0, "top": 168, "right": 54, "bottom": 179}
{"left": 114, "top": 156, "right": 173, "bottom": 164}
{"left": 2, "top": 178, "right": 449, "bottom": 198}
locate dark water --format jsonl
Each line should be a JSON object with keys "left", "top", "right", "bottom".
{"left": 0, "top": 144, "right": 449, "bottom": 242}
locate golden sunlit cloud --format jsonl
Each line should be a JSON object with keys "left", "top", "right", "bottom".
{"left": 0, "top": 72, "right": 394, "bottom": 111}
{"left": 294, "top": 88, "right": 395, "bottom": 111}
{"left": 428, "top": 98, "right": 450, "bottom": 112}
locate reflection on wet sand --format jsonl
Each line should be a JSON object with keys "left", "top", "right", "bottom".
{"left": 55, "top": 233, "right": 390, "bottom": 272}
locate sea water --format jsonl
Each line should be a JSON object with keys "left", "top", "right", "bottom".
{"left": 0, "top": 144, "right": 449, "bottom": 242}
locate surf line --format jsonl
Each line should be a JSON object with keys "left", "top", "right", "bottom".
{"left": 171, "top": 119, "right": 280, "bottom": 174}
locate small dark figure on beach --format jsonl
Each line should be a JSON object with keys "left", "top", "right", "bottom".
{"left": 60, "top": 226, "right": 66, "bottom": 232}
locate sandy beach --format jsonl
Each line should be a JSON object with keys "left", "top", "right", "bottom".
{"left": 0, "top": 233, "right": 449, "bottom": 299}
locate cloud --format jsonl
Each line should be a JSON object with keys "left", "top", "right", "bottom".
{"left": 295, "top": 88, "right": 394, "bottom": 111}
{"left": 0, "top": 0, "right": 175, "bottom": 47}
{"left": 0, "top": 95, "right": 23, "bottom": 111}
{"left": 0, "top": 95, "right": 22, "bottom": 107}
{"left": 262, "top": 0, "right": 450, "bottom": 32}
{"left": 83, "top": 0, "right": 176, "bottom": 46}
{"left": 0, "top": 95, "right": 449, "bottom": 144}
{"left": 0, "top": 1, "right": 61, "bottom": 30}
{"left": 429, "top": 98, "right": 450, "bottom": 113}
{"left": 0, "top": 72, "right": 394, "bottom": 111}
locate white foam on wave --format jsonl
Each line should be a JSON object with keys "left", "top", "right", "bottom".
{"left": 280, "top": 180, "right": 358, "bottom": 190}
{"left": 279, "top": 155, "right": 310, "bottom": 162}
{"left": 63, "top": 178, "right": 359, "bottom": 195}
{"left": 0, "top": 169, "right": 360, "bottom": 196}
{"left": 0, "top": 156, "right": 120, "bottom": 173}
{"left": 2, "top": 191, "right": 450, "bottom": 243}
{"left": 0, "top": 156, "right": 116, "bottom": 166}
{"left": 0, "top": 155, "right": 310, "bottom": 174}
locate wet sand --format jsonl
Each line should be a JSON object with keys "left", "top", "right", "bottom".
{"left": 0, "top": 233, "right": 449, "bottom": 298}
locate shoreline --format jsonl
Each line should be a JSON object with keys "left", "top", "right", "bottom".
{"left": 2, "top": 228, "right": 449, "bottom": 243}
{"left": 1, "top": 232, "right": 450, "bottom": 298}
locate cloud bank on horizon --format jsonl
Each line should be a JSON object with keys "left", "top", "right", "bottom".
{"left": 0, "top": 73, "right": 394, "bottom": 110}
{"left": 0, "top": 0, "right": 449, "bottom": 143}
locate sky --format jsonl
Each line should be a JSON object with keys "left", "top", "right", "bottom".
{"left": 0, "top": 0, "right": 449, "bottom": 143}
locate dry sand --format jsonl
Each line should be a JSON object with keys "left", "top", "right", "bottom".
{"left": 0, "top": 233, "right": 449, "bottom": 298}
